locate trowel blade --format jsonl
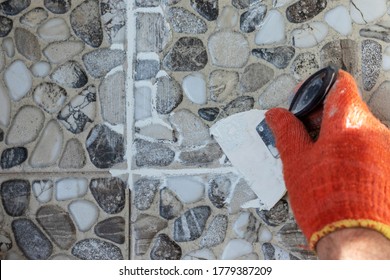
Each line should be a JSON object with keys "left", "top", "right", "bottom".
{"left": 210, "top": 109, "right": 286, "bottom": 210}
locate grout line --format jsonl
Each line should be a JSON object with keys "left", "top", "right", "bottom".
{"left": 132, "top": 166, "right": 240, "bottom": 177}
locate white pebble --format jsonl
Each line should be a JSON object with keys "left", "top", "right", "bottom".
{"left": 4, "top": 60, "right": 32, "bottom": 101}
{"left": 292, "top": 22, "right": 328, "bottom": 48}
{"left": 167, "top": 176, "right": 204, "bottom": 204}
{"left": 255, "top": 10, "right": 285, "bottom": 45}
{"left": 55, "top": 178, "right": 88, "bottom": 201}
{"left": 258, "top": 226, "right": 273, "bottom": 243}
{"left": 69, "top": 200, "right": 99, "bottom": 232}
{"left": 325, "top": 6, "right": 352, "bottom": 36}
{"left": 2, "top": 38, "right": 15, "bottom": 57}
{"left": 182, "top": 72, "right": 207, "bottom": 105}
{"left": 38, "top": 18, "right": 70, "bottom": 42}
{"left": 31, "top": 61, "right": 51, "bottom": 77}
{"left": 221, "top": 239, "right": 253, "bottom": 260}
{"left": 233, "top": 212, "right": 251, "bottom": 238}
{"left": 32, "top": 180, "right": 53, "bottom": 203}
{"left": 134, "top": 86, "right": 151, "bottom": 121}
{"left": 350, "top": 0, "right": 387, "bottom": 24}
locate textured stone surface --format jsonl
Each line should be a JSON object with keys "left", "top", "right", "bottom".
{"left": 163, "top": 37, "right": 208, "bottom": 71}
{"left": 68, "top": 199, "right": 99, "bottom": 231}
{"left": 1, "top": 180, "right": 30, "bottom": 217}
{"left": 12, "top": 218, "right": 52, "bottom": 260}
{"left": 360, "top": 23, "right": 390, "bottom": 42}
{"left": 150, "top": 234, "right": 182, "bottom": 260}
{"left": 179, "top": 143, "right": 223, "bottom": 166}
{"left": 291, "top": 52, "right": 319, "bottom": 80}
{"left": 190, "top": 0, "right": 218, "bottom": 21}
{"left": 174, "top": 206, "right": 211, "bottom": 242}
{"left": 182, "top": 248, "right": 216, "bottom": 260}
{"left": 36, "top": 205, "right": 76, "bottom": 250}
{"left": 233, "top": 212, "right": 260, "bottom": 243}
{"left": 252, "top": 46, "right": 295, "bottom": 69}
{"left": 0, "top": 230, "right": 12, "bottom": 253}
{"left": 217, "top": 5, "right": 238, "bottom": 29}
{"left": 362, "top": 39, "right": 382, "bottom": 91}
{"left": 83, "top": 48, "right": 126, "bottom": 78}
{"left": 0, "top": 0, "right": 30, "bottom": 16}
{"left": 198, "top": 107, "right": 220, "bottom": 121}
{"left": 240, "top": 63, "right": 274, "bottom": 92}
{"left": 240, "top": 4, "right": 266, "bottom": 33}
{"left": 136, "top": 13, "right": 170, "bottom": 52}
{"left": 86, "top": 124, "right": 125, "bottom": 168}
{"left": 100, "top": 0, "right": 126, "bottom": 43}
{"left": 70, "top": 0, "right": 103, "bottom": 47}
{"left": 19, "top": 7, "right": 48, "bottom": 27}
{"left": 286, "top": 0, "right": 327, "bottom": 23}
{"left": 99, "top": 71, "right": 126, "bottom": 124}
{"left": 90, "top": 177, "right": 126, "bottom": 214}
{"left": 222, "top": 96, "right": 255, "bottom": 117}
{"left": 200, "top": 214, "right": 228, "bottom": 248}
{"left": 1, "top": 147, "right": 28, "bottom": 169}
{"left": 228, "top": 179, "right": 258, "bottom": 214}
{"left": 262, "top": 243, "right": 298, "bottom": 260}
{"left": 72, "top": 238, "right": 123, "bottom": 260}
{"left": 4, "top": 60, "right": 32, "bottom": 101}
{"left": 209, "top": 70, "right": 239, "bottom": 102}
{"left": 0, "top": 128, "right": 4, "bottom": 142}
{"left": 291, "top": 21, "right": 328, "bottom": 48}
{"left": 55, "top": 178, "right": 88, "bottom": 201}
{"left": 14, "top": 27, "right": 41, "bottom": 61}
{"left": 167, "top": 7, "right": 207, "bottom": 34}
{"left": 51, "top": 61, "right": 88, "bottom": 88}
{"left": 257, "top": 199, "right": 289, "bottom": 226}
{"left": 43, "top": 41, "right": 85, "bottom": 64}
{"left": 38, "top": 17, "right": 70, "bottom": 42}
{"left": 44, "top": 0, "right": 71, "bottom": 14}
{"left": 134, "top": 214, "right": 168, "bottom": 256}
{"left": 134, "top": 178, "right": 159, "bottom": 210}
{"left": 135, "top": 139, "right": 175, "bottom": 167}
{"left": 160, "top": 187, "right": 183, "bottom": 220}
{"left": 155, "top": 75, "right": 183, "bottom": 114}
{"left": 59, "top": 139, "right": 86, "bottom": 169}
{"left": 208, "top": 176, "right": 231, "bottom": 209}
{"left": 0, "top": 16, "right": 13, "bottom": 37}
{"left": 58, "top": 85, "right": 95, "bottom": 134}
{"left": 32, "top": 180, "right": 53, "bottom": 203}
{"left": 369, "top": 81, "right": 390, "bottom": 124}
{"left": 135, "top": 59, "right": 159, "bottom": 81}
{"left": 94, "top": 216, "right": 125, "bottom": 244}
{"left": 33, "top": 83, "right": 67, "bottom": 114}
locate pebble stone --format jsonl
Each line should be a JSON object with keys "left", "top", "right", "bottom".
{"left": 68, "top": 199, "right": 99, "bottom": 232}
{"left": 94, "top": 216, "right": 125, "bottom": 244}
{"left": 252, "top": 46, "right": 295, "bottom": 69}
{"left": 100, "top": 0, "right": 126, "bottom": 44}
{"left": 174, "top": 206, "right": 211, "bottom": 242}
{"left": 90, "top": 177, "right": 126, "bottom": 214}
{"left": 135, "top": 59, "right": 159, "bottom": 81}
{"left": 208, "top": 176, "right": 232, "bottom": 209}
{"left": 57, "top": 85, "right": 96, "bottom": 134}
{"left": 163, "top": 37, "right": 208, "bottom": 71}
{"left": 350, "top": 0, "right": 387, "bottom": 24}
{"left": 190, "top": 0, "right": 218, "bottom": 21}
{"left": 134, "top": 86, "right": 151, "bottom": 121}
{"left": 51, "top": 61, "right": 88, "bottom": 88}
{"left": 72, "top": 238, "right": 123, "bottom": 260}
{"left": 200, "top": 214, "right": 228, "bottom": 248}
{"left": 198, "top": 107, "right": 220, "bottom": 121}
{"left": 368, "top": 81, "right": 390, "bottom": 123}
{"left": 1, "top": 147, "right": 28, "bottom": 169}
{"left": 240, "top": 4, "right": 267, "bottom": 33}
{"left": 232, "top": 0, "right": 250, "bottom": 9}
{"left": 12, "top": 218, "right": 53, "bottom": 260}
{"left": 0, "top": 49, "right": 4, "bottom": 72}
{"left": 182, "top": 248, "right": 216, "bottom": 260}
{"left": 291, "top": 52, "right": 319, "bottom": 80}
{"left": 286, "top": 0, "right": 327, "bottom": 23}
{"left": 29, "top": 119, "right": 63, "bottom": 168}
{"left": 208, "top": 31, "right": 249, "bottom": 68}
{"left": 136, "top": 0, "right": 160, "bottom": 7}
{"left": 209, "top": 70, "right": 239, "bottom": 102}
{"left": 167, "top": 176, "right": 204, "bottom": 204}
{"left": 36, "top": 205, "right": 76, "bottom": 250}
{"left": 155, "top": 75, "right": 183, "bottom": 115}
{"left": 255, "top": 10, "right": 285, "bottom": 45}
{"left": 59, "top": 139, "right": 86, "bottom": 169}
{"left": 86, "top": 124, "right": 125, "bottom": 169}
{"left": 136, "top": 13, "right": 170, "bottom": 53}
{"left": 0, "top": 81, "right": 10, "bottom": 127}
{"left": 4, "top": 60, "right": 32, "bottom": 101}
{"left": 6, "top": 105, "right": 44, "bottom": 146}
{"left": 14, "top": 27, "right": 41, "bottom": 61}
{"left": 159, "top": 187, "right": 183, "bottom": 220}
{"left": 33, "top": 83, "right": 67, "bottom": 114}
{"left": 37, "top": 17, "right": 70, "bottom": 42}
{"left": 233, "top": 212, "right": 260, "bottom": 243}
{"left": 179, "top": 143, "right": 223, "bottom": 166}
{"left": 1, "top": 180, "right": 30, "bottom": 217}
{"left": 0, "top": 16, "right": 13, "bottom": 37}
{"left": 70, "top": 0, "right": 103, "bottom": 48}
{"left": 55, "top": 177, "right": 88, "bottom": 201}
{"left": 360, "top": 23, "right": 390, "bottom": 43}
{"left": 82, "top": 48, "right": 126, "bottom": 78}
{"left": 182, "top": 72, "right": 207, "bottom": 105}
{"left": 134, "top": 178, "right": 160, "bottom": 210}
{"left": 2, "top": 37, "right": 14, "bottom": 57}
{"left": 262, "top": 243, "right": 298, "bottom": 260}
{"left": 222, "top": 96, "right": 255, "bottom": 117}
{"left": 324, "top": 5, "right": 352, "bottom": 36}
{"left": 0, "top": 0, "right": 31, "bottom": 16}
{"left": 43, "top": 41, "right": 85, "bottom": 64}
{"left": 135, "top": 139, "right": 175, "bottom": 167}
{"left": 133, "top": 214, "right": 168, "bottom": 256}
{"left": 137, "top": 124, "right": 175, "bottom": 141}
{"left": 217, "top": 6, "right": 238, "bottom": 29}
{"left": 257, "top": 199, "right": 289, "bottom": 226}
{"left": 240, "top": 63, "right": 274, "bottom": 92}
{"left": 221, "top": 239, "right": 253, "bottom": 260}
{"left": 0, "top": 128, "right": 4, "bottom": 142}
{"left": 44, "top": 0, "right": 71, "bottom": 14}
{"left": 19, "top": 7, "right": 48, "bottom": 28}
{"left": 362, "top": 39, "right": 382, "bottom": 91}
{"left": 167, "top": 7, "right": 207, "bottom": 34}
{"left": 31, "top": 61, "right": 51, "bottom": 77}
{"left": 32, "top": 180, "right": 53, "bottom": 203}
{"left": 0, "top": 230, "right": 12, "bottom": 253}
{"left": 150, "top": 234, "right": 182, "bottom": 260}
{"left": 292, "top": 22, "right": 328, "bottom": 48}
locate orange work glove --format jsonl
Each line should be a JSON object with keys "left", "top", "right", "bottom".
{"left": 265, "top": 70, "right": 390, "bottom": 250}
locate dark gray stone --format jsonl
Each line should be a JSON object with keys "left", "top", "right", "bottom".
{"left": 36, "top": 205, "right": 76, "bottom": 250}
{"left": 82, "top": 48, "right": 126, "bottom": 78}
{"left": 136, "top": 13, "right": 170, "bottom": 53}
{"left": 70, "top": 0, "right": 103, "bottom": 48}
{"left": 167, "top": 7, "right": 207, "bottom": 34}
{"left": 59, "top": 139, "right": 86, "bottom": 169}
{"left": 135, "top": 139, "right": 175, "bottom": 167}
{"left": 14, "top": 27, "right": 41, "bottom": 61}
{"left": 0, "top": 16, "right": 13, "bottom": 37}
{"left": 174, "top": 206, "right": 211, "bottom": 242}
{"left": 200, "top": 214, "right": 228, "bottom": 247}
{"left": 100, "top": 0, "right": 126, "bottom": 43}
{"left": 252, "top": 46, "right": 295, "bottom": 69}
{"left": 240, "top": 4, "right": 266, "bottom": 33}
{"left": 362, "top": 39, "right": 382, "bottom": 91}
{"left": 262, "top": 243, "right": 299, "bottom": 260}
{"left": 72, "top": 238, "right": 123, "bottom": 260}
{"left": 86, "top": 124, "right": 125, "bottom": 168}
{"left": 134, "top": 214, "right": 168, "bottom": 256}
{"left": 291, "top": 52, "right": 319, "bottom": 80}
{"left": 222, "top": 96, "right": 255, "bottom": 117}
{"left": 190, "top": 0, "right": 218, "bottom": 21}
{"left": 33, "top": 83, "right": 67, "bottom": 114}
{"left": 159, "top": 187, "right": 183, "bottom": 220}
{"left": 51, "top": 61, "right": 88, "bottom": 88}
{"left": 134, "top": 178, "right": 160, "bottom": 210}
{"left": 155, "top": 75, "right": 183, "bottom": 114}
{"left": 90, "top": 177, "right": 126, "bottom": 214}
{"left": 44, "top": 0, "right": 71, "bottom": 14}
{"left": 208, "top": 176, "right": 232, "bottom": 208}
{"left": 163, "top": 37, "right": 208, "bottom": 71}
{"left": 1, "top": 180, "right": 30, "bottom": 217}
{"left": 150, "top": 234, "right": 182, "bottom": 260}
{"left": 94, "top": 216, "right": 125, "bottom": 244}
{"left": 12, "top": 218, "right": 52, "bottom": 259}
{"left": 136, "top": 0, "right": 160, "bottom": 6}
{"left": 0, "top": 128, "right": 3, "bottom": 142}
{"left": 1, "top": 147, "right": 28, "bottom": 169}
{"left": 135, "top": 59, "right": 160, "bottom": 81}
{"left": 198, "top": 107, "right": 220, "bottom": 121}
{"left": 320, "top": 39, "right": 358, "bottom": 76}
{"left": 232, "top": 0, "right": 250, "bottom": 9}
{"left": 286, "top": 0, "right": 327, "bottom": 23}
{"left": 240, "top": 63, "right": 274, "bottom": 92}
{"left": 257, "top": 199, "right": 289, "bottom": 226}
{"left": 179, "top": 143, "right": 223, "bottom": 166}
{"left": 0, "top": 0, "right": 30, "bottom": 16}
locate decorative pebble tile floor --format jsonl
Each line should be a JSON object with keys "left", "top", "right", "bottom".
{"left": 1, "top": 0, "right": 390, "bottom": 260}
